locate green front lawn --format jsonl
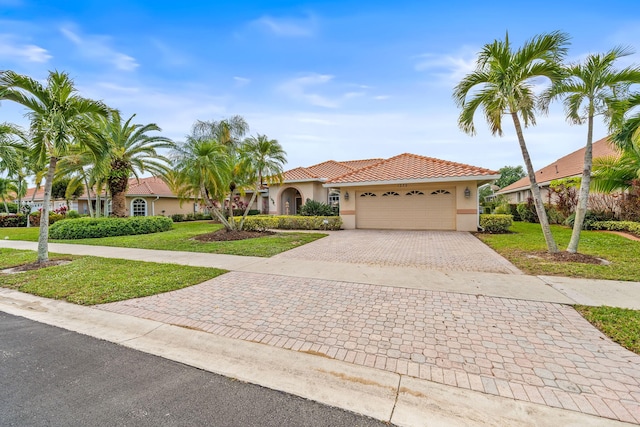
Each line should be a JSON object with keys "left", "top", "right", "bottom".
{"left": 476, "top": 221, "right": 640, "bottom": 281}
{"left": 575, "top": 305, "right": 640, "bottom": 354}
{"left": 0, "top": 248, "right": 225, "bottom": 305}
{"left": 1, "top": 221, "right": 326, "bottom": 257}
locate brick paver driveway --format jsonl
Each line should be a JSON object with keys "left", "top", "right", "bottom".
{"left": 100, "top": 272, "right": 640, "bottom": 424}
{"left": 274, "top": 230, "right": 521, "bottom": 274}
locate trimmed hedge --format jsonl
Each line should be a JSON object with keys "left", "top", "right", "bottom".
{"left": 479, "top": 214, "right": 513, "bottom": 233}
{"left": 0, "top": 213, "right": 27, "bottom": 227}
{"left": 233, "top": 215, "right": 342, "bottom": 231}
{"left": 589, "top": 221, "right": 640, "bottom": 235}
{"left": 49, "top": 216, "right": 173, "bottom": 239}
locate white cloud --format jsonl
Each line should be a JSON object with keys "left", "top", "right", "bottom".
{"left": 60, "top": 26, "right": 139, "bottom": 71}
{"left": 374, "top": 95, "right": 390, "bottom": 100}
{"left": 0, "top": 34, "right": 51, "bottom": 63}
{"left": 414, "top": 47, "right": 478, "bottom": 86}
{"left": 233, "top": 76, "right": 251, "bottom": 87}
{"left": 278, "top": 74, "right": 339, "bottom": 108}
{"left": 252, "top": 14, "right": 317, "bottom": 37}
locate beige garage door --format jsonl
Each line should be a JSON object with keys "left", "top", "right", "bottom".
{"left": 356, "top": 188, "right": 456, "bottom": 230}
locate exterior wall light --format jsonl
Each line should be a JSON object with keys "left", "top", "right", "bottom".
{"left": 344, "top": 191, "right": 349, "bottom": 200}
{"left": 464, "top": 187, "right": 471, "bottom": 198}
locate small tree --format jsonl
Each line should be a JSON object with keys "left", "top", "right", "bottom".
{"left": 495, "top": 165, "right": 525, "bottom": 188}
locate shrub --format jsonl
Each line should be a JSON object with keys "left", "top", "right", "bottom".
{"left": 516, "top": 200, "right": 538, "bottom": 223}
{"left": 565, "top": 210, "right": 615, "bottom": 230}
{"left": 546, "top": 206, "right": 566, "bottom": 225}
{"left": 49, "top": 216, "right": 173, "bottom": 239}
{"left": 171, "top": 214, "right": 185, "bottom": 222}
{"left": 27, "top": 211, "right": 65, "bottom": 226}
{"left": 0, "top": 213, "right": 27, "bottom": 227}
{"left": 1, "top": 202, "right": 19, "bottom": 214}
{"left": 234, "top": 215, "right": 342, "bottom": 231}
{"left": 619, "top": 195, "right": 640, "bottom": 222}
{"left": 299, "top": 199, "right": 337, "bottom": 216}
{"left": 479, "top": 214, "right": 513, "bottom": 233}
{"left": 588, "top": 220, "right": 640, "bottom": 235}
{"left": 67, "top": 210, "right": 80, "bottom": 219}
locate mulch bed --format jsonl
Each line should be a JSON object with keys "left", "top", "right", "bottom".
{"left": 529, "top": 251, "right": 608, "bottom": 265}
{"left": 2, "top": 259, "right": 72, "bottom": 274}
{"left": 193, "top": 229, "right": 275, "bottom": 242}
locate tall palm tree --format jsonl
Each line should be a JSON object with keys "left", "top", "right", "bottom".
{"left": 100, "top": 111, "right": 174, "bottom": 217}
{"left": 0, "top": 70, "right": 109, "bottom": 262}
{"left": 238, "top": 134, "right": 286, "bottom": 228}
{"left": 542, "top": 47, "right": 640, "bottom": 253}
{"left": 453, "top": 31, "right": 570, "bottom": 253}
{"left": 171, "top": 136, "right": 234, "bottom": 228}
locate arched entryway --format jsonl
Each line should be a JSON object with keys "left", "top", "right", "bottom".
{"left": 280, "top": 187, "right": 302, "bottom": 215}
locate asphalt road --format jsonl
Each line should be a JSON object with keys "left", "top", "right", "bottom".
{"left": 0, "top": 311, "right": 391, "bottom": 427}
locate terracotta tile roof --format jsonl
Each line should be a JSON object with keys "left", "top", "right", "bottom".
{"left": 327, "top": 153, "right": 498, "bottom": 184}
{"left": 283, "top": 158, "right": 383, "bottom": 181}
{"left": 23, "top": 176, "right": 174, "bottom": 201}
{"left": 499, "top": 137, "right": 620, "bottom": 193}
{"left": 126, "top": 176, "right": 174, "bottom": 196}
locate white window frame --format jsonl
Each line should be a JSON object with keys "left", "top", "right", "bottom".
{"left": 131, "top": 198, "right": 147, "bottom": 217}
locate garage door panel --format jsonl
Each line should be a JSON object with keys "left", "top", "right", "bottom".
{"left": 356, "top": 188, "right": 455, "bottom": 230}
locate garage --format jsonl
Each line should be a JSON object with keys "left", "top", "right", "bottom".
{"left": 355, "top": 187, "right": 456, "bottom": 230}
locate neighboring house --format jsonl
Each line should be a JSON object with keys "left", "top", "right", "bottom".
{"left": 23, "top": 177, "right": 203, "bottom": 217}
{"left": 497, "top": 137, "right": 619, "bottom": 204}
{"left": 269, "top": 153, "right": 499, "bottom": 231}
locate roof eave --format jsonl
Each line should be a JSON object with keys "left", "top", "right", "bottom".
{"left": 324, "top": 174, "right": 501, "bottom": 188}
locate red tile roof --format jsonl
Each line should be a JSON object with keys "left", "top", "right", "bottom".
{"left": 327, "top": 153, "right": 498, "bottom": 184}
{"left": 499, "top": 137, "right": 620, "bottom": 193}
{"left": 23, "top": 176, "right": 174, "bottom": 201}
{"left": 283, "top": 158, "right": 383, "bottom": 181}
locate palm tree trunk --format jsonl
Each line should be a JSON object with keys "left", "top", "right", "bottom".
{"left": 83, "top": 174, "right": 94, "bottom": 217}
{"left": 511, "top": 113, "right": 559, "bottom": 253}
{"left": 37, "top": 156, "right": 57, "bottom": 263}
{"left": 239, "top": 189, "right": 259, "bottom": 230}
{"left": 200, "top": 183, "right": 233, "bottom": 230}
{"left": 567, "top": 114, "right": 594, "bottom": 253}
{"left": 111, "top": 190, "right": 127, "bottom": 217}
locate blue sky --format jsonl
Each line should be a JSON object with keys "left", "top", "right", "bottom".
{"left": 1, "top": 0, "right": 639, "bottom": 172}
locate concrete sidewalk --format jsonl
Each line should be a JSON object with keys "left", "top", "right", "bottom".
{"left": 2, "top": 240, "right": 640, "bottom": 309}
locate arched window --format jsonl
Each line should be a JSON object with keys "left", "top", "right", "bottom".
{"left": 131, "top": 198, "right": 147, "bottom": 216}
{"left": 360, "top": 192, "right": 377, "bottom": 197}
{"left": 431, "top": 189, "right": 451, "bottom": 195}
{"left": 382, "top": 191, "right": 400, "bottom": 196}
{"left": 406, "top": 190, "right": 424, "bottom": 196}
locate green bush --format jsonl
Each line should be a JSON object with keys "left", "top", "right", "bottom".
{"left": 171, "top": 214, "right": 185, "bottom": 222}
{"left": 299, "top": 199, "right": 337, "bottom": 216}
{"left": 588, "top": 220, "right": 640, "bottom": 234}
{"left": 565, "top": 211, "right": 615, "bottom": 230}
{"left": 27, "top": 211, "right": 65, "bottom": 226}
{"left": 234, "top": 215, "right": 342, "bottom": 231}
{"left": 49, "top": 216, "right": 173, "bottom": 239}
{"left": 67, "top": 210, "right": 80, "bottom": 219}
{"left": 479, "top": 214, "right": 513, "bottom": 233}
{"left": 0, "top": 213, "right": 27, "bottom": 227}
{"left": 1, "top": 202, "right": 18, "bottom": 214}
{"left": 516, "top": 200, "right": 538, "bottom": 223}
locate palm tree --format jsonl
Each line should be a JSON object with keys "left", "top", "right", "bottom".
{"left": 0, "top": 177, "right": 18, "bottom": 212}
{"left": 593, "top": 95, "right": 640, "bottom": 195}
{"left": 172, "top": 135, "right": 234, "bottom": 228}
{"left": 542, "top": 47, "right": 640, "bottom": 253}
{"left": 100, "top": 110, "right": 174, "bottom": 217}
{"left": 0, "top": 122, "right": 25, "bottom": 175}
{"left": 0, "top": 70, "right": 109, "bottom": 262}
{"left": 453, "top": 31, "right": 570, "bottom": 253}
{"left": 238, "top": 134, "right": 286, "bottom": 228}
{"left": 191, "top": 115, "right": 249, "bottom": 148}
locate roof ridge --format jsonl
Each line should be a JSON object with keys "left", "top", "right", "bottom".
{"left": 328, "top": 156, "right": 391, "bottom": 182}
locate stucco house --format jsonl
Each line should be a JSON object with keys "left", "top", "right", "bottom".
{"left": 268, "top": 153, "right": 499, "bottom": 231}
{"left": 23, "top": 176, "right": 202, "bottom": 217}
{"left": 497, "top": 137, "right": 619, "bottom": 204}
